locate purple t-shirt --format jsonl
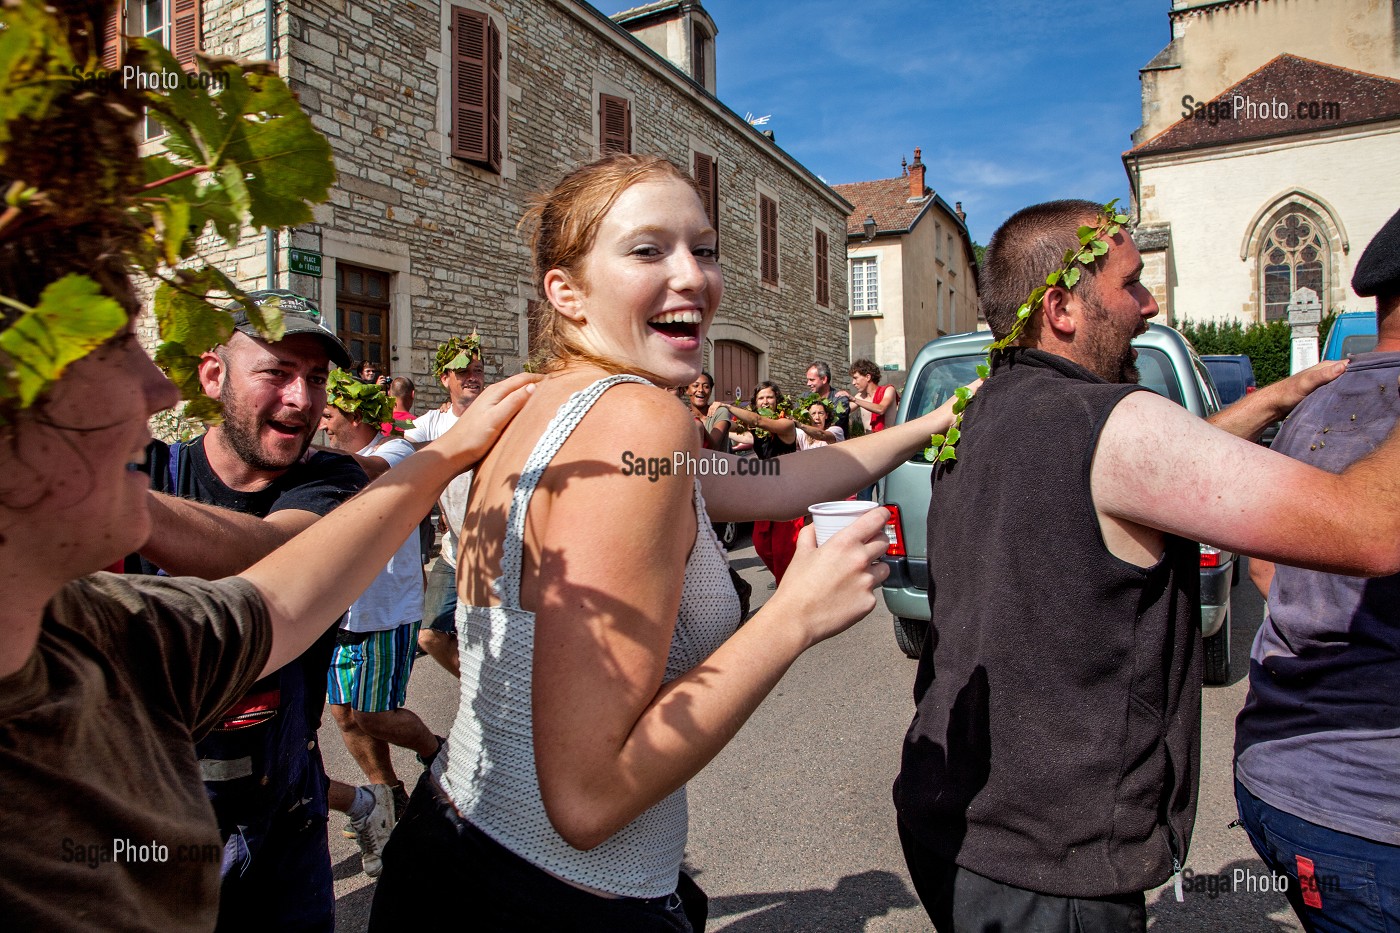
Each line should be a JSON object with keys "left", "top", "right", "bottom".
{"left": 1235, "top": 350, "right": 1400, "bottom": 844}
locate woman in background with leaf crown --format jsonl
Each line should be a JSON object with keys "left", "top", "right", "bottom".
{"left": 728, "top": 381, "right": 801, "bottom": 585}
{"left": 366, "top": 153, "right": 967, "bottom": 931}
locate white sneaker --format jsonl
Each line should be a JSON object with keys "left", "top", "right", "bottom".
{"left": 349, "top": 783, "right": 395, "bottom": 878}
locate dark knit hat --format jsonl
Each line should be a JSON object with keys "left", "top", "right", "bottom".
{"left": 1352, "top": 207, "right": 1400, "bottom": 298}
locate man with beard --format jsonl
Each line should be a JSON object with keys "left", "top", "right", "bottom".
{"left": 405, "top": 337, "right": 484, "bottom": 677}
{"left": 895, "top": 200, "right": 1400, "bottom": 932}
{"left": 128, "top": 290, "right": 369, "bottom": 931}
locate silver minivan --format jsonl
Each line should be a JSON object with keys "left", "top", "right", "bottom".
{"left": 879, "top": 323, "right": 1239, "bottom": 684}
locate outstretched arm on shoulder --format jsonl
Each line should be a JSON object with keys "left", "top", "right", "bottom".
{"left": 1208, "top": 359, "right": 1347, "bottom": 441}
{"left": 1093, "top": 389, "right": 1400, "bottom": 576}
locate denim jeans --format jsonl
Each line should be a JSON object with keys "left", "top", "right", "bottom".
{"left": 422, "top": 555, "right": 457, "bottom": 635}
{"left": 368, "top": 772, "right": 702, "bottom": 932}
{"left": 1235, "top": 778, "right": 1400, "bottom": 932}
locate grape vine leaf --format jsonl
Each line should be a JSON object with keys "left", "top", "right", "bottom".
{"left": 0, "top": 276, "right": 126, "bottom": 406}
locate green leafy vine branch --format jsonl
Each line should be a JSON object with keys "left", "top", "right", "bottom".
{"left": 0, "top": 2, "right": 334, "bottom": 424}
{"left": 923, "top": 200, "right": 1130, "bottom": 463}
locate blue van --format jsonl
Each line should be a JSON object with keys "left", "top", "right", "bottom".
{"left": 1322, "top": 310, "right": 1378, "bottom": 360}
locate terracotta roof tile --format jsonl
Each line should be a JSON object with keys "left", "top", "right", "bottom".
{"left": 1129, "top": 55, "right": 1400, "bottom": 156}
{"left": 830, "top": 176, "right": 931, "bottom": 236}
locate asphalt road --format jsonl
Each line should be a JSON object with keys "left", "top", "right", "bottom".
{"left": 322, "top": 545, "right": 1305, "bottom": 932}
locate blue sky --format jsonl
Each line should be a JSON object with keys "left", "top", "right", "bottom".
{"left": 601, "top": 0, "right": 1172, "bottom": 245}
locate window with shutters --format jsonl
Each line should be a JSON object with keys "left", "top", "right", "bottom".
{"left": 104, "top": 0, "right": 200, "bottom": 140}
{"left": 759, "top": 194, "right": 778, "bottom": 286}
{"left": 814, "top": 228, "right": 829, "bottom": 307}
{"left": 598, "top": 94, "right": 632, "bottom": 156}
{"left": 450, "top": 6, "right": 501, "bottom": 173}
{"left": 692, "top": 152, "right": 718, "bottom": 239}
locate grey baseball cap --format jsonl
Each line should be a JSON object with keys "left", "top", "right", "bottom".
{"left": 228, "top": 289, "right": 353, "bottom": 369}
{"left": 226, "top": 287, "right": 352, "bottom": 367}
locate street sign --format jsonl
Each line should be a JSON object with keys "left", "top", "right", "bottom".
{"left": 288, "top": 248, "right": 322, "bottom": 277}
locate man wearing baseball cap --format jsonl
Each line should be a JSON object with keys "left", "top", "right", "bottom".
{"left": 128, "top": 288, "right": 371, "bottom": 930}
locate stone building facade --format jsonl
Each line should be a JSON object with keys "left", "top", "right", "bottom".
{"left": 832, "top": 149, "right": 979, "bottom": 390}
{"left": 121, "top": 0, "right": 851, "bottom": 402}
{"left": 1124, "top": 0, "right": 1400, "bottom": 326}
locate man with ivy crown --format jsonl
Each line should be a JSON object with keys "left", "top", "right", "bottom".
{"left": 894, "top": 199, "right": 1400, "bottom": 931}
{"left": 405, "top": 333, "right": 485, "bottom": 677}
{"left": 127, "top": 289, "right": 371, "bottom": 930}
{"left": 319, "top": 370, "right": 443, "bottom": 878}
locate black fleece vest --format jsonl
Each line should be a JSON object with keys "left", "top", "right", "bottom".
{"left": 894, "top": 348, "right": 1201, "bottom": 897}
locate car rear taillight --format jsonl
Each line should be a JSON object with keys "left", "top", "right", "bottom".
{"left": 1200, "top": 544, "right": 1221, "bottom": 568}
{"left": 884, "top": 504, "right": 906, "bottom": 557}
{"left": 1245, "top": 385, "right": 1257, "bottom": 394}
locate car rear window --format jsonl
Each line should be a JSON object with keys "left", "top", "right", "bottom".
{"left": 903, "top": 346, "right": 1184, "bottom": 425}
{"left": 904, "top": 354, "right": 987, "bottom": 420}
{"left": 1341, "top": 334, "right": 1378, "bottom": 356}
{"left": 1202, "top": 360, "right": 1247, "bottom": 405}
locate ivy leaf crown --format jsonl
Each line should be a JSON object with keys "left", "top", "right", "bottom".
{"left": 326, "top": 369, "right": 407, "bottom": 434}
{"left": 923, "top": 200, "right": 1131, "bottom": 464}
{"left": 433, "top": 332, "right": 483, "bottom": 378}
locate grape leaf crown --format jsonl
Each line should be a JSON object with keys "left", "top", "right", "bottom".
{"left": 433, "top": 332, "right": 483, "bottom": 378}
{"left": 326, "top": 369, "right": 409, "bottom": 434}
{"left": 0, "top": 4, "right": 334, "bottom": 425}
{"left": 924, "top": 200, "right": 1130, "bottom": 463}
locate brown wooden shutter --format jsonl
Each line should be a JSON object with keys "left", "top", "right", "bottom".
{"left": 486, "top": 17, "right": 501, "bottom": 170}
{"left": 172, "top": 0, "right": 200, "bottom": 70}
{"left": 452, "top": 7, "right": 500, "bottom": 171}
{"left": 760, "top": 195, "right": 778, "bottom": 285}
{"left": 599, "top": 94, "right": 631, "bottom": 155}
{"left": 815, "top": 229, "right": 829, "bottom": 306}
{"left": 693, "top": 152, "right": 718, "bottom": 235}
{"left": 101, "top": 1, "right": 126, "bottom": 72}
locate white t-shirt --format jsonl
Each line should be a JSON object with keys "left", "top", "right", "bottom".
{"left": 403, "top": 407, "right": 458, "bottom": 444}
{"left": 796, "top": 424, "right": 845, "bottom": 450}
{"left": 342, "top": 435, "right": 424, "bottom": 633}
{"left": 402, "top": 407, "right": 472, "bottom": 564}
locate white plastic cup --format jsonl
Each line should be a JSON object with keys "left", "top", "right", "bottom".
{"left": 809, "top": 500, "right": 881, "bottom": 546}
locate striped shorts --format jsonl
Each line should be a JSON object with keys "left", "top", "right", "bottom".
{"left": 327, "top": 621, "right": 421, "bottom": 713}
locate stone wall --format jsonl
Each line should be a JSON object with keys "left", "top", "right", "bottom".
{"left": 188, "top": 0, "right": 849, "bottom": 407}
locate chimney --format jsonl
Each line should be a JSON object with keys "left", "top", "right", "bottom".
{"left": 955, "top": 201, "right": 966, "bottom": 223}
{"left": 909, "top": 147, "right": 925, "bottom": 200}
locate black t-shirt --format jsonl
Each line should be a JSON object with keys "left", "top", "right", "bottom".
{"left": 131, "top": 435, "right": 365, "bottom": 570}
{"left": 124, "top": 435, "right": 367, "bottom": 828}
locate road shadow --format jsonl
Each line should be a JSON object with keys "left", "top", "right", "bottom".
{"left": 1146, "top": 857, "right": 1300, "bottom": 932}
{"left": 729, "top": 555, "right": 765, "bottom": 572}
{"left": 702, "top": 869, "right": 920, "bottom": 932}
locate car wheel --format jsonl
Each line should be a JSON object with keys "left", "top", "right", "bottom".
{"left": 1231, "top": 558, "right": 1240, "bottom": 588}
{"left": 720, "top": 521, "right": 737, "bottom": 549}
{"left": 1203, "top": 607, "right": 1230, "bottom": 685}
{"left": 894, "top": 616, "right": 926, "bottom": 660}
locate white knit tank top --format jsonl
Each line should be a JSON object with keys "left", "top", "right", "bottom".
{"left": 437, "top": 375, "right": 742, "bottom": 898}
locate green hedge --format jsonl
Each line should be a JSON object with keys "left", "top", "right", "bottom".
{"left": 1176, "top": 314, "right": 1335, "bottom": 387}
